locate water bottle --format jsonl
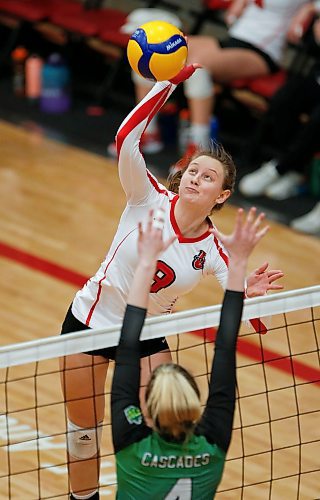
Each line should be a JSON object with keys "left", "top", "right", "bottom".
{"left": 210, "top": 115, "right": 219, "bottom": 142}
{"left": 40, "top": 53, "right": 71, "bottom": 113}
{"left": 25, "top": 54, "right": 43, "bottom": 104}
{"left": 178, "top": 108, "right": 190, "bottom": 154}
{"left": 11, "top": 46, "right": 28, "bottom": 97}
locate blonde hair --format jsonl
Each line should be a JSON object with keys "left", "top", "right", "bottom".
{"left": 145, "top": 364, "right": 201, "bottom": 442}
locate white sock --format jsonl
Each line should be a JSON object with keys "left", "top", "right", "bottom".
{"left": 71, "top": 489, "right": 98, "bottom": 500}
{"left": 189, "top": 123, "right": 210, "bottom": 148}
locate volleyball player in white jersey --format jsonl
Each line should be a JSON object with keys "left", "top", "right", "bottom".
{"left": 227, "top": 0, "right": 309, "bottom": 67}
{"left": 60, "top": 64, "right": 283, "bottom": 500}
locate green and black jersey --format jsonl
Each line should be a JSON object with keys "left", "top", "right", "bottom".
{"left": 111, "top": 290, "right": 244, "bottom": 499}
{"left": 116, "top": 431, "right": 226, "bottom": 499}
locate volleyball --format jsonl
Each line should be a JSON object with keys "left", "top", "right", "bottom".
{"left": 127, "top": 20, "right": 188, "bottom": 82}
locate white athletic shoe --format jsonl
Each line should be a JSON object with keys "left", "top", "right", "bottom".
{"left": 238, "top": 159, "right": 280, "bottom": 197}
{"left": 290, "top": 202, "right": 320, "bottom": 234}
{"left": 265, "top": 171, "right": 304, "bottom": 200}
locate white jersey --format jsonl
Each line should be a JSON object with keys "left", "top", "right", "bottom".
{"left": 72, "top": 81, "right": 229, "bottom": 329}
{"left": 229, "top": 0, "right": 309, "bottom": 64}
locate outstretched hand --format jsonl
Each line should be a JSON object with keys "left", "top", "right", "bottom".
{"left": 211, "top": 207, "right": 284, "bottom": 297}
{"left": 246, "top": 262, "right": 284, "bottom": 297}
{"left": 211, "top": 207, "right": 269, "bottom": 293}
{"left": 211, "top": 207, "right": 269, "bottom": 261}
{"left": 137, "top": 209, "right": 176, "bottom": 265}
{"left": 169, "top": 63, "right": 202, "bottom": 85}
{"left": 127, "top": 210, "right": 176, "bottom": 309}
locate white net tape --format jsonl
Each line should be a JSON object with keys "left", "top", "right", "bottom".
{"left": 1, "top": 285, "right": 319, "bottom": 368}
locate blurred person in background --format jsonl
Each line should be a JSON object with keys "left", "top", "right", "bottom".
{"left": 112, "top": 0, "right": 310, "bottom": 162}
{"left": 239, "top": 4, "right": 320, "bottom": 235}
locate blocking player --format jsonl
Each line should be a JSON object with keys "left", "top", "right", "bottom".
{"left": 111, "top": 206, "right": 269, "bottom": 498}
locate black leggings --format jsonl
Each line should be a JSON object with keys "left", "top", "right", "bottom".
{"left": 220, "top": 37, "right": 280, "bottom": 74}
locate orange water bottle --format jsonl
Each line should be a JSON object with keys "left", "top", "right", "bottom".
{"left": 25, "top": 54, "right": 43, "bottom": 103}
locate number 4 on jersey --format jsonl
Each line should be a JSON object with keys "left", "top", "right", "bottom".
{"left": 164, "top": 478, "right": 192, "bottom": 499}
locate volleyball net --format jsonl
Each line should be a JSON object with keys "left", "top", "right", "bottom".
{"left": 0, "top": 286, "right": 319, "bottom": 499}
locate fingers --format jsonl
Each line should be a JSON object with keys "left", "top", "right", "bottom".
{"left": 253, "top": 212, "right": 266, "bottom": 230}
{"left": 169, "top": 63, "right": 202, "bottom": 85}
{"left": 140, "top": 209, "right": 175, "bottom": 252}
{"left": 245, "top": 206, "right": 256, "bottom": 225}
{"left": 192, "top": 62, "right": 203, "bottom": 70}
{"left": 268, "top": 284, "right": 284, "bottom": 290}
{"left": 245, "top": 207, "right": 266, "bottom": 233}
{"left": 234, "top": 207, "right": 244, "bottom": 230}
{"left": 211, "top": 207, "right": 268, "bottom": 254}
{"left": 256, "top": 224, "right": 269, "bottom": 241}
{"left": 147, "top": 209, "right": 154, "bottom": 232}
{"left": 254, "top": 262, "right": 269, "bottom": 274}
{"left": 267, "top": 271, "right": 284, "bottom": 283}
{"left": 267, "top": 269, "right": 284, "bottom": 276}
{"left": 152, "top": 208, "right": 165, "bottom": 231}
{"left": 243, "top": 207, "right": 268, "bottom": 249}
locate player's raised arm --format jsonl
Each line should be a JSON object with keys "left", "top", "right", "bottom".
{"left": 199, "top": 208, "right": 269, "bottom": 452}
{"left": 115, "top": 65, "right": 199, "bottom": 204}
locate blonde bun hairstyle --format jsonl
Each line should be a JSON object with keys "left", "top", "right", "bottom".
{"left": 146, "top": 363, "right": 201, "bottom": 442}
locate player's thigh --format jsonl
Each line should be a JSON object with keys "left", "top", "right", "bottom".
{"left": 187, "top": 37, "right": 269, "bottom": 81}
{"left": 60, "top": 352, "right": 109, "bottom": 426}
{"left": 209, "top": 48, "right": 269, "bottom": 81}
{"left": 187, "top": 35, "right": 221, "bottom": 66}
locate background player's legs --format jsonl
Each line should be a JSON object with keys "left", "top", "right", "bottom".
{"left": 245, "top": 75, "right": 315, "bottom": 165}
{"left": 185, "top": 36, "right": 270, "bottom": 148}
{"left": 60, "top": 353, "right": 109, "bottom": 497}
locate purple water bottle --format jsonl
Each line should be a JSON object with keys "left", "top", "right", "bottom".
{"left": 40, "top": 53, "right": 71, "bottom": 113}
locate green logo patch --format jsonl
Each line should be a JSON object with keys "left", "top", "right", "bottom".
{"left": 124, "top": 405, "right": 143, "bottom": 425}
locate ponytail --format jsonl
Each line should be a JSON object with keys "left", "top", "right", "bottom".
{"left": 146, "top": 364, "right": 201, "bottom": 442}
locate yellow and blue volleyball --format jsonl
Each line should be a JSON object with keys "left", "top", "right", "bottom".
{"left": 127, "top": 20, "right": 188, "bottom": 82}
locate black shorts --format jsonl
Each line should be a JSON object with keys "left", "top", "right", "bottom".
{"left": 60, "top": 304, "right": 169, "bottom": 360}
{"left": 220, "top": 37, "right": 280, "bottom": 74}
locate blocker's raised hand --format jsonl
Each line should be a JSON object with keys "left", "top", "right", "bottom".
{"left": 246, "top": 262, "right": 284, "bottom": 297}
{"left": 210, "top": 207, "right": 269, "bottom": 261}
{"left": 137, "top": 209, "right": 176, "bottom": 264}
